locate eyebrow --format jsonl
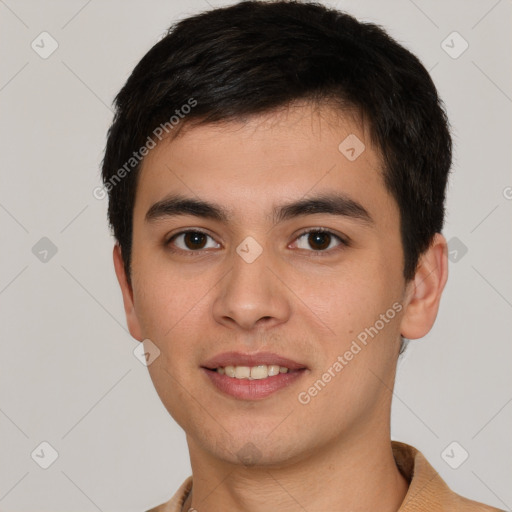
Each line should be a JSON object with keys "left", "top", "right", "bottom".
{"left": 145, "top": 192, "right": 374, "bottom": 226}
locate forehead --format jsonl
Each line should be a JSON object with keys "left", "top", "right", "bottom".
{"left": 134, "top": 102, "right": 395, "bottom": 226}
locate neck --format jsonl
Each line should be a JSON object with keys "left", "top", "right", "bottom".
{"left": 183, "top": 432, "right": 409, "bottom": 512}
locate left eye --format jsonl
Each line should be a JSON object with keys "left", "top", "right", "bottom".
{"left": 292, "top": 229, "right": 346, "bottom": 252}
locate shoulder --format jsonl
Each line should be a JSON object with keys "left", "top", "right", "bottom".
{"left": 392, "top": 441, "right": 504, "bottom": 512}
{"left": 145, "top": 475, "right": 193, "bottom": 512}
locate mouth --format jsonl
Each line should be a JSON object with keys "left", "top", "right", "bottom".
{"left": 202, "top": 351, "right": 308, "bottom": 372}
{"left": 203, "top": 364, "right": 303, "bottom": 379}
{"left": 201, "top": 351, "right": 308, "bottom": 400}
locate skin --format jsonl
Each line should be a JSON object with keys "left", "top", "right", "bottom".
{"left": 113, "top": 101, "right": 448, "bottom": 512}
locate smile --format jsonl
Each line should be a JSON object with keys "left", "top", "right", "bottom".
{"left": 214, "top": 364, "right": 292, "bottom": 379}
{"left": 202, "top": 366, "right": 307, "bottom": 400}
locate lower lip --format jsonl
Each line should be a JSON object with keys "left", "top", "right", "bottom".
{"left": 202, "top": 368, "right": 307, "bottom": 400}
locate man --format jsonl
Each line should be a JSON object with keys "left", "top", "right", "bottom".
{"left": 101, "top": 1, "right": 502, "bottom": 510}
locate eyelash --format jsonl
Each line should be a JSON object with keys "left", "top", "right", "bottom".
{"left": 165, "top": 227, "right": 349, "bottom": 256}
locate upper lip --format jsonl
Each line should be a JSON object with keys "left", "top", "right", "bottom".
{"left": 202, "top": 351, "right": 308, "bottom": 370}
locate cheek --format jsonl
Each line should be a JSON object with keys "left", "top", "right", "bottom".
{"left": 130, "top": 257, "right": 228, "bottom": 384}
{"left": 131, "top": 249, "right": 207, "bottom": 337}
{"left": 290, "top": 259, "right": 395, "bottom": 334}
{"left": 289, "top": 262, "right": 404, "bottom": 384}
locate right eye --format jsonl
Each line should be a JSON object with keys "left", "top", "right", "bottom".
{"left": 166, "top": 230, "right": 221, "bottom": 253}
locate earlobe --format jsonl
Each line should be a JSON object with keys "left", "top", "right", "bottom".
{"left": 113, "top": 244, "right": 143, "bottom": 341}
{"left": 399, "top": 233, "right": 449, "bottom": 340}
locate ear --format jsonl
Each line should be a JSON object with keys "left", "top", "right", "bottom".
{"left": 399, "top": 233, "right": 449, "bottom": 340}
{"left": 113, "top": 244, "right": 143, "bottom": 341}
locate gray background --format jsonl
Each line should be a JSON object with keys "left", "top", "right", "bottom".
{"left": 0, "top": 0, "right": 511, "bottom": 510}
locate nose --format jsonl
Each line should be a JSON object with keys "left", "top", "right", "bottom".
{"left": 211, "top": 242, "right": 291, "bottom": 332}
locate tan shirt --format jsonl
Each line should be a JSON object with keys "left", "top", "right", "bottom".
{"left": 146, "top": 441, "right": 503, "bottom": 511}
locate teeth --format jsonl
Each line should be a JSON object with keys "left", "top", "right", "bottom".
{"left": 218, "top": 365, "right": 289, "bottom": 379}
{"left": 224, "top": 366, "right": 236, "bottom": 377}
{"left": 235, "top": 366, "right": 251, "bottom": 379}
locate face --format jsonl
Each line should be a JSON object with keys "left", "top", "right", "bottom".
{"left": 114, "top": 102, "right": 437, "bottom": 468}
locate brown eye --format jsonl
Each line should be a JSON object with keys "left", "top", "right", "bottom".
{"left": 307, "top": 232, "right": 331, "bottom": 250}
{"left": 183, "top": 232, "right": 207, "bottom": 249}
{"left": 293, "top": 229, "right": 347, "bottom": 252}
{"left": 167, "top": 231, "right": 220, "bottom": 252}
